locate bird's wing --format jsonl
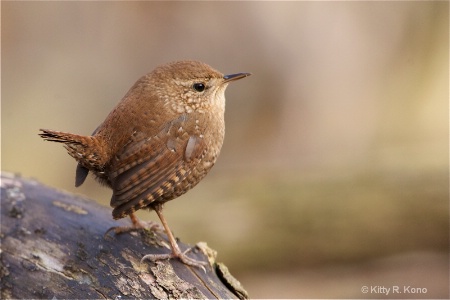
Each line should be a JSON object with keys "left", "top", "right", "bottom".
{"left": 109, "top": 114, "right": 206, "bottom": 219}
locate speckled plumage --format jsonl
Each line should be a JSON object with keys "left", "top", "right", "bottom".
{"left": 39, "top": 60, "right": 250, "bottom": 267}
{"left": 40, "top": 61, "right": 250, "bottom": 220}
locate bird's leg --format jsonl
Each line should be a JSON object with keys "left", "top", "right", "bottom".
{"left": 105, "top": 212, "right": 163, "bottom": 237}
{"left": 128, "top": 212, "right": 164, "bottom": 232}
{"left": 141, "top": 204, "right": 207, "bottom": 269}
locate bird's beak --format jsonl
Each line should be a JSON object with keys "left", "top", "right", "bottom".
{"left": 223, "top": 72, "right": 251, "bottom": 83}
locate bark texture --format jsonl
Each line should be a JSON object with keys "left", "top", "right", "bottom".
{"left": 0, "top": 172, "right": 248, "bottom": 299}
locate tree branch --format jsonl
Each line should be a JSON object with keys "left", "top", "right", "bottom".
{"left": 0, "top": 172, "right": 248, "bottom": 299}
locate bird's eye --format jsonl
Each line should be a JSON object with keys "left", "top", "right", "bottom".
{"left": 192, "top": 83, "right": 206, "bottom": 92}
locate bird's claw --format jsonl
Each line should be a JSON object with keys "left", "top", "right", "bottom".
{"left": 141, "top": 247, "right": 207, "bottom": 272}
{"left": 104, "top": 220, "right": 163, "bottom": 239}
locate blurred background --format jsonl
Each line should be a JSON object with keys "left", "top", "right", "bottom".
{"left": 2, "top": 2, "right": 448, "bottom": 298}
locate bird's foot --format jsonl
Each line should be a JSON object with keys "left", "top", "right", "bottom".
{"left": 106, "top": 220, "right": 163, "bottom": 235}
{"left": 141, "top": 247, "right": 207, "bottom": 271}
{"left": 104, "top": 213, "right": 163, "bottom": 237}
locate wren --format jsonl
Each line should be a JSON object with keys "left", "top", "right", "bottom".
{"left": 39, "top": 60, "right": 250, "bottom": 267}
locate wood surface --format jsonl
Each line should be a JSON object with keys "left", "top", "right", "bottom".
{"left": 0, "top": 172, "right": 248, "bottom": 299}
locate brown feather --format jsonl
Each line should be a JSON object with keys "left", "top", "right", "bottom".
{"left": 108, "top": 114, "right": 207, "bottom": 219}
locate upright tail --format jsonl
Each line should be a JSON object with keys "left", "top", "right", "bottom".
{"left": 39, "top": 129, "right": 106, "bottom": 171}
{"left": 39, "top": 129, "right": 86, "bottom": 145}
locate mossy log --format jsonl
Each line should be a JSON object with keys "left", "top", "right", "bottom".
{"left": 0, "top": 172, "right": 247, "bottom": 299}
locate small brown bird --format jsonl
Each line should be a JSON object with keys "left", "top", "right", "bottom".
{"left": 39, "top": 60, "right": 250, "bottom": 267}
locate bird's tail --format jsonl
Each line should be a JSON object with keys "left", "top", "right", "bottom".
{"left": 39, "top": 129, "right": 85, "bottom": 144}
{"left": 39, "top": 129, "right": 106, "bottom": 170}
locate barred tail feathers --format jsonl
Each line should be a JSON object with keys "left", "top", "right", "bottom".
{"left": 39, "top": 129, "right": 106, "bottom": 170}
